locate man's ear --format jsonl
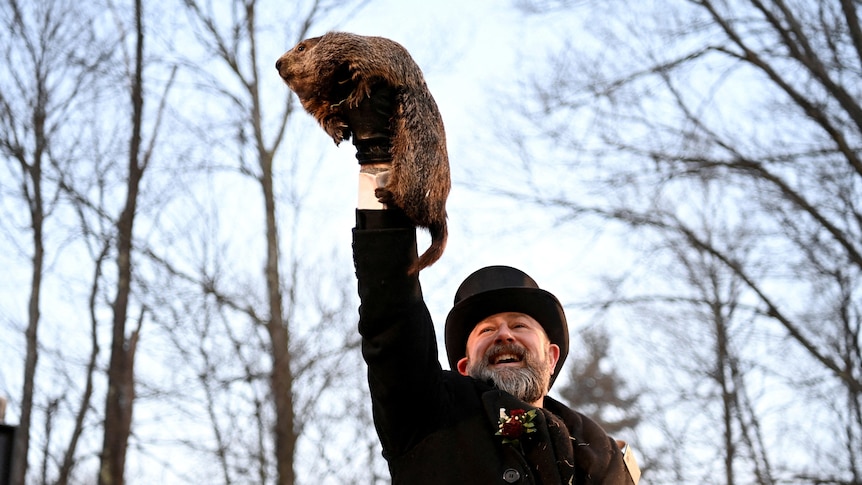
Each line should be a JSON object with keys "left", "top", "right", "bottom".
{"left": 547, "top": 344, "right": 561, "bottom": 375}
{"left": 456, "top": 357, "right": 470, "bottom": 376}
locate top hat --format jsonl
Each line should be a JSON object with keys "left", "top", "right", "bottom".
{"left": 444, "top": 265, "right": 569, "bottom": 388}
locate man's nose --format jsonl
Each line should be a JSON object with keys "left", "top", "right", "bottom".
{"left": 494, "top": 326, "right": 515, "bottom": 342}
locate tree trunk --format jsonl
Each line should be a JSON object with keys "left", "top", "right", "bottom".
{"left": 10, "top": 168, "right": 43, "bottom": 485}
{"left": 260, "top": 150, "right": 297, "bottom": 485}
{"left": 98, "top": 0, "right": 145, "bottom": 483}
{"left": 9, "top": 31, "right": 48, "bottom": 484}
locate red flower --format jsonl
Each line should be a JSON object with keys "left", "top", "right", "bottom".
{"left": 501, "top": 419, "right": 525, "bottom": 438}
{"left": 496, "top": 408, "right": 538, "bottom": 445}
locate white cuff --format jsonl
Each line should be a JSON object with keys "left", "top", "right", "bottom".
{"left": 358, "top": 163, "right": 391, "bottom": 210}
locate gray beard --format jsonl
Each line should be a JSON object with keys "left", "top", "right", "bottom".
{"left": 466, "top": 343, "right": 551, "bottom": 404}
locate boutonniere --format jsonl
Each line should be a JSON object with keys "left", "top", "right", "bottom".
{"left": 496, "top": 408, "right": 538, "bottom": 445}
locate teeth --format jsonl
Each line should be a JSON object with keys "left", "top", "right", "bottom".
{"left": 494, "top": 354, "right": 521, "bottom": 364}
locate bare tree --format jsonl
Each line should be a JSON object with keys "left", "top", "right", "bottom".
{"left": 177, "top": 1, "right": 314, "bottom": 481}
{"left": 97, "top": 0, "right": 177, "bottom": 483}
{"left": 56, "top": 227, "right": 111, "bottom": 485}
{"left": 157, "top": 0, "right": 376, "bottom": 483}
{"left": 494, "top": 0, "right": 862, "bottom": 482}
{"left": 98, "top": 2, "right": 144, "bottom": 482}
{"left": 667, "top": 224, "right": 776, "bottom": 485}
{"left": 0, "top": 1, "right": 115, "bottom": 483}
{"left": 2, "top": 0, "right": 382, "bottom": 482}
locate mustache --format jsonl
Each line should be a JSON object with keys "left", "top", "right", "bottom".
{"left": 483, "top": 343, "right": 528, "bottom": 364}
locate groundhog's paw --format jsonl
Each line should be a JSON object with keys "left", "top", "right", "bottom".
{"left": 374, "top": 187, "right": 396, "bottom": 205}
{"left": 346, "top": 78, "right": 373, "bottom": 107}
{"left": 323, "top": 118, "right": 349, "bottom": 145}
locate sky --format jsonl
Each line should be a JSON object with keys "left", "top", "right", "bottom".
{"left": 5, "top": 1, "right": 859, "bottom": 482}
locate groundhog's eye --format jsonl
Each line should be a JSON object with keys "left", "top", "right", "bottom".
{"left": 296, "top": 45, "right": 306, "bottom": 53}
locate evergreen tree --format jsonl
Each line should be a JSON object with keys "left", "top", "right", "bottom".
{"left": 557, "top": 327, "right": 641, "bottom": 436}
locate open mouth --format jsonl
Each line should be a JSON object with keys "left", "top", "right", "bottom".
{"left": 489, "top": 349, "right": 526, "bottom": 366}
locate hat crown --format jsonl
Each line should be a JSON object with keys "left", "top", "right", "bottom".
{"left": 453, "top": 266, "right": 540, "bottom": 305}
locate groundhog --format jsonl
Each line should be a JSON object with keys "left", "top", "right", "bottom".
{"left": 276, "top": 32, "right": 450, "bottom": 275}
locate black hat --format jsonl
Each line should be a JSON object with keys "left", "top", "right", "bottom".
{"left": 444, "top": 265, "right": 569, "bottom": 387}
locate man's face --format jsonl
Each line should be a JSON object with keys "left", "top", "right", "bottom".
{"left": 456, "top": 312, "right": 560, "bottom": 404}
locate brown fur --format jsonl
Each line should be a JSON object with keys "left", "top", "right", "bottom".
{"left": 276, "top": 32, "right": 450, "bottom": 274}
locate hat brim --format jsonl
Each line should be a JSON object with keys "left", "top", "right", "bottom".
{"left": 444, "top": 287, "right": 569, "bottom": 387}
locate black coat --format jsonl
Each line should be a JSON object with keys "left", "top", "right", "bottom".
{"left": 353, "top": 210, "right": 635, "bottom": 484}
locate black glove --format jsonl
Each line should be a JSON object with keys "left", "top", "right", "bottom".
{"left": 341, "top": 83, "right": 395, "bottom": 165}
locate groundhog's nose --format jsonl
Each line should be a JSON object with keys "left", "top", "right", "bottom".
{"left": 275, "top": 58, "right": 283, "bottom": 71}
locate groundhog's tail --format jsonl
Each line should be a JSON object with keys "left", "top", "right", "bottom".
{"left": 408, "top": 220, "right": 447, "bottom": 276}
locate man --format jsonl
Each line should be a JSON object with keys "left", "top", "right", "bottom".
{"left": 353, "top": 207, "right": 638, "bottom": 484}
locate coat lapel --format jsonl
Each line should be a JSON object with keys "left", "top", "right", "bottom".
{"left": 482, "top": 390, "right": 575, "bottom": 485}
